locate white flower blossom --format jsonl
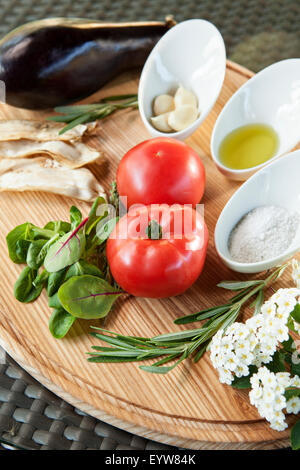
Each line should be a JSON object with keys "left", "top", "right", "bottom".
{"left": 235, "top": 363, "right": 249, "bottom": 378}
{"left": 286, "top": 396, "right": 300, "bottom": 414}
{"left": 218, "top": 368, "right": 232, "bottom": 385}
{"left": 261, "top": 301, "right": 277, "bottom": 317}
{"left": 276, "top": 294, "right": 297, "bottom": 314}
{"left": 291, "top": 376, "right": 300, "bottom": 387}
{"left": 294, "top": 323, "right": 300, "bottom": 335}
{"left": 249, "top": 367, "right": 300, "bottom": 431}
{"left": 276, "top": 372, "right": 292, "bottom": 388}
{"left": 273, "top": 394, "right": 286, "bottom": 411}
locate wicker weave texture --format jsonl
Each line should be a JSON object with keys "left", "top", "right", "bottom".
{"left": 0, "top": 0, "right": 298, "bottom": 71}
{"left": 0, "top": 351, "right": 172, "bottom": 450}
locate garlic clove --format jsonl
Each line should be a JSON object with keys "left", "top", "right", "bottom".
{"left": 167, "top": 105, "right": 198, "bottom": 131}
{"left": 150, "top": 113, "right": 173, "bottom": 133}
{"left": 153, "top": 94, "right": 175, "bottom": 116}
{"left": 174, "top": 86, "right": 197, "bottom": 108}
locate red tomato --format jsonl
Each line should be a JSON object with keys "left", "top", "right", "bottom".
{"left": 106, "top": 204, "right": 208, "bottom": 298}
{"left": 117, "top": 137, "right": 205, "bottom": 209}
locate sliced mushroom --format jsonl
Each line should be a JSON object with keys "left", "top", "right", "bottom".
{"left": 0, "top": 157, "right": 105, "bottom": 201}
{"left": 153, "top": 94, "right": 175, "bottom": 116}
{"left": 0, "top": 139, "right": 103, "bottom": 168}
{"left": 0, "top": 120, "right": 96, "bottom": 142}
{"left": 174, "top": 86, "right": 198, "bottom": 108}
{"left": 150, "top": 113, "right": 173, "bottom": 133}
{"left": 168, "top": 105, "right": 199, "bottom": 131}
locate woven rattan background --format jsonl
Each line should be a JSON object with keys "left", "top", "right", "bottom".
{"left": 0, "top": 0, "right": 298, "bottom": 71}
{"left": 0, "top": 350, "right": 172, "bottom": 450}
{"left": 0, "top": 0, "right": 299, "bottom": 451}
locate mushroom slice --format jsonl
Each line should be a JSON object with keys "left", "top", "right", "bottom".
{"left": 0, "top": 139, "right": 103, "bottom": 168}
{"left": 0, "top": 119, "right": 96, "bottom": 142}
{"left": 0, "top": 157, "right": 105, "bottom": 202}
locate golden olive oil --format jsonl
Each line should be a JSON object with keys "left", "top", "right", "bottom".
{"left": 219, "top": 123, "right": 279, "bottom": 170}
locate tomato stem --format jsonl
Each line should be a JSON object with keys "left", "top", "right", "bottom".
{"left": 146, "top": 220, "right": 162, "bottom": 240}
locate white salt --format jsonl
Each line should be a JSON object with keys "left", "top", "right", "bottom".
{"left": 228, "top": 205, "right": 300, "bottom": 263}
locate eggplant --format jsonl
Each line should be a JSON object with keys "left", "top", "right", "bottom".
{"left": 0, "top": 17, "right": 175, "bottom": 110}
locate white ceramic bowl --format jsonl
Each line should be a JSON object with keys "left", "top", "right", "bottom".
{"left": 214, "top": 149, "right": 300, "bottom": 274}
{"left": 211, "top": 59, "right": 300, "bottom": 180}
{"left": 138, "top": 19, "right": 226, "bottom": 140}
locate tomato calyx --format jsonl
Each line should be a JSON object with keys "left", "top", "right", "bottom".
{"left": 145, "top": 220, "right": 162, "bottom": 240}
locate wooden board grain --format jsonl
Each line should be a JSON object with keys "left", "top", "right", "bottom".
{"left": 0, "top": 60, "right": 298, "bottom": 450}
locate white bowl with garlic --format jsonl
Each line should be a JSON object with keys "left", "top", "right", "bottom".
{"left": 138, "top": 19, "right": 226, "bottom": 140}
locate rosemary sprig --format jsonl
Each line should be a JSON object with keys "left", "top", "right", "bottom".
{"left": 47, "top": 94, "right": 138, "bottom": 135}
{"left": 88, "top": 264, "right": 287, "bottom": 374}
{"left": 175, "top": 263, "right": 287, "bottom": 325}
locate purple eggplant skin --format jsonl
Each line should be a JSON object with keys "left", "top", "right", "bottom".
{"left": 0, "top": 17, "right": 175, "bottom": 110}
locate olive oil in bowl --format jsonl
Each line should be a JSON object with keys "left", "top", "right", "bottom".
{"left": 219, "top": 123, "right": 279, "bottom": 170}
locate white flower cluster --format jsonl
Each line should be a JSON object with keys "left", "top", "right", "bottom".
{"left": 210, "top": 262, "right": 300, "bottom": 434}
{"left": 249, "top": 367, "right": 300, "bottom": 431}
{"left": 210, "top": 288, "right": 300, "bottom": 385}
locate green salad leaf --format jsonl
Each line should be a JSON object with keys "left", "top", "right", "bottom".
{"left": 44, "top": 222, "right": 87, "bottom": 272}
{"left": 44, "top": 220, "right": 71, "bottom": 233}
{"left": 64, "top": 260, "right": 104, "bottom": 280}
{"left": 14, "top": 266, "right": 44, "bottom": 303}
{"left": 70, "top": 205, "right": 82, "bottom": 230}
{"left": 47, "top": 268, "right": 68, "bottom": 296}
{"left": 58, "top": 275, "right": 122, "bottom": 319}
{"left": 15, "top": 239, "right": 31, "bottom": 264}
{"left": 7, "top": 223, "right": 31, "bottom": 263}
{"left": 26, "top": 239, "right": 48, "bottom": 269}
{"left": 49, "top": 309, "right": 76, "bottom": 339}
{"left": 291, "top": 420, "right": 300, "bottom": 451}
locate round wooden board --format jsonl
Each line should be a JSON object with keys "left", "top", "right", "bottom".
{"left": 0, "top": 61, "right": 298, "bottom": 450}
